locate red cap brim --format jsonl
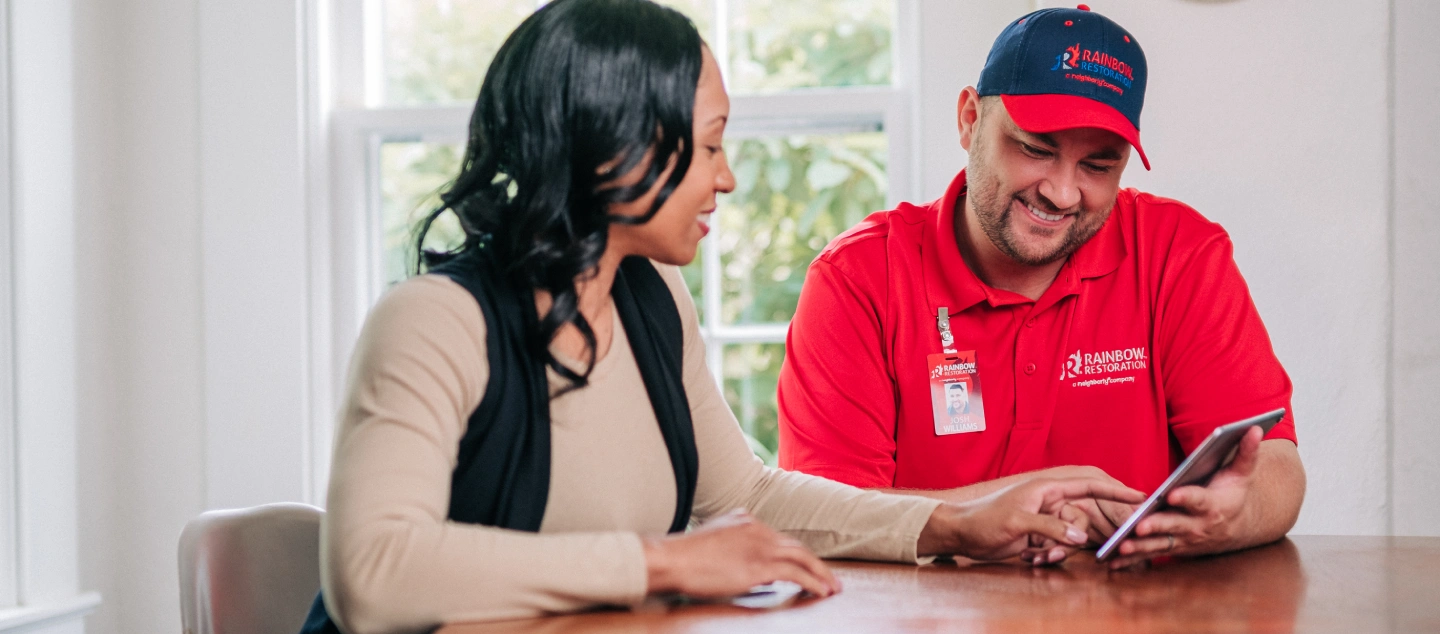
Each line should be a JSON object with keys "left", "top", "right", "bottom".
{"left": 1000, "top": 94, "right": 1151, "bottom": 170}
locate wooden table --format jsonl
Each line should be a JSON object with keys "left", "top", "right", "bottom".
{"left": 439, "top": 536, "right": 1440, "bottom": 633}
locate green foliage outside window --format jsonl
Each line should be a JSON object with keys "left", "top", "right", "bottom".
{"left": 380, "top": 0, "right": 892, "bottom": 106}
{"left": 728, "top": 0, "right": 893, "bottom": 94}
{"left": 713, "top": 133, "right": 886, "bottom": 324}
{"left": 692, "top": 133, "right": 887, "bottom": 458}
{"left": 380, "top": 142, "right": 465, "bottom": 284}
{"left": 381, "top": 0, "right": 535, "bottom": 106}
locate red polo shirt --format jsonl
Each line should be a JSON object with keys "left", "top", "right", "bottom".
{"left": 776, "top": 170, "right": 1297, "bottom": 494}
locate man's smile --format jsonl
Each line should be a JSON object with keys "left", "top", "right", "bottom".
{"left": 1013, "top": 197, "right": 1073, "bottom": 228}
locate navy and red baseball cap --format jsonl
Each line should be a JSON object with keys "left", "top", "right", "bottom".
{"left": 977, "top": 4, "right": 1150, "bottom": 169}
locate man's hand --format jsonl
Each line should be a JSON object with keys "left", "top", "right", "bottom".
{"left": 1106, "top": 427, "right": 1305, "bottom": 569}
{"left": 1057, "top": 497, "right": 1137, "bottom": 545}
{"left": 917, "top": 477, "right": 1145, "bottom": 564}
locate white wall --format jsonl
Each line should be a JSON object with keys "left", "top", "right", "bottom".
{"left": 73, "top": 0, "right": 206, "bottom": 633}
{"left": 1089, "top": 0, "right": 1392, "bottom": 536}
{"left": 1390, "top": 0, "right": 1440, "bottom": 535}
{"left": 66, "top": 0, "right": 1439, "bottom": 633}
{"left": 198, "top": 0, "right": 317, "bottom": 511}
{"left": 73, "top": 0, "right": 324, "bottom": 627}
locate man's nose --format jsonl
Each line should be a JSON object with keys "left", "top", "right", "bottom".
{"left": 1037, "top": 168, "right": 1082, "bottom": 211}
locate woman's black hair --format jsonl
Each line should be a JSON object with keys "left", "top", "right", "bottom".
{"left": 413, "top": 0, "right": 703, "bottom": 393}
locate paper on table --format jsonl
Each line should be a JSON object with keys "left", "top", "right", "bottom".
{"left": 730, "top": 581, "right": 803, "bottom": 609}
{"left": 634, "top": 581, "right": 805, "bottom": 612}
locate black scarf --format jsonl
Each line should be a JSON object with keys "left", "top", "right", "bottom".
{"left": 302, "top": 248, "right": 698, "bottom": 633}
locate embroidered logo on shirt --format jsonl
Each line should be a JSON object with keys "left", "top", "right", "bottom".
{"left": 1060, "top": 346, "right": 1148, "bottom": 387}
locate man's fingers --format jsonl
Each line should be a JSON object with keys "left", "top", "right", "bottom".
{"left": 1120, "top": 535, "right": 1172, "bottom": 555}
{"left": 1165, "top": 485, "right": 1211, "bottom": 513}
{"left": 1135, "top": 510, "right": 1202, "bottom": 538}
{"left": 1108, "top": 533, "right": 1180, "bottom": 569}
{"left": 1016, "top": 512, "right": 1087, "bottom": 548}
{"left": 1021, "top": 545, "right": 1072, "bottom": 566}
{"left": 1096, "top": 500, "right": 1135, "bottom": 531}
{"left": 1226, "top": 426, "right": 1264, "bottom": 477}
{"left": 1059, "top": 503, "right": 1104, "bottom": 546}
{"left": 1107, "top": 551, "right": 1154, "bottom": 570}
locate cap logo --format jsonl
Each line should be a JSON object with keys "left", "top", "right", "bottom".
{"left": 1051, "top": 42, "right": 1134, "bottom": 95}
{"left": 1050, "top": 43, "right": 1082, "bottom": 70}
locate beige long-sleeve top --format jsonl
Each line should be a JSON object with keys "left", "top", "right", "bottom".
{"left": 321, "top": 262, "right": 943, "bottom": 634}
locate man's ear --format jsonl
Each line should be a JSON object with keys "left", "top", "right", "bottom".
{"left": 957, "top": 87, "right": 981, "bottom": 152}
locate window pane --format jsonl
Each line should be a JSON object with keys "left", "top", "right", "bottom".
{"left": 381, "top": 0, "right": 536, "bottom": 106}
{"left": 380, "top": 0, "right": 717, "bottom": 107}
{"left": 727, "top": 0, "right": 894, "bottom": 94}
{"left": 718, "top": 131, "right": 887, "bottom": 325}
{"left": 722, "top": 343, "right": 785, "bottom": 459}
{"left": 653, "top": 0, "right": 715, "bottom": 46}
{"left": 379, "top": 141, "right": 465, "bottom": 285}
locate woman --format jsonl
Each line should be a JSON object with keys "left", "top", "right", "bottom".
{"left": 303, "top": 1, "right": 1142, "bottom": 632}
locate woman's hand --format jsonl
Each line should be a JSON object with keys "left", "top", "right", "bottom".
{"left": 917, "top": 477, "right": 1146, "bottom": 564}
{"left": 642, "top": 509, "right": 840, "bottom": 599}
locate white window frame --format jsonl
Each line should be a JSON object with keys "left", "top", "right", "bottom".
{"left": 0, "top": 0, "right": 103, "bottom": 626}
{"left": 316, "top": 0, "right": 924, "bottom": 491}
{"left": 0, "top": 0, "right": 18, "bottom": 608}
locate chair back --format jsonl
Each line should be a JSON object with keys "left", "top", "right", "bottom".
{"left": 178, "top": 503, "right": 324, "bottom": 634}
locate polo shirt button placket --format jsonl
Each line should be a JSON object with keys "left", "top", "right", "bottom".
{"left": 1024, "top": 363, "right": 1037, "bottom": 375}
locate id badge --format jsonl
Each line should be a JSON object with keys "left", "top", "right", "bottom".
{"left": 928, "top": 351, "right": 986, "bottom": 435}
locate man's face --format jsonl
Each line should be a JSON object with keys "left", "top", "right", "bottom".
{"left": 947, "top": 385, "right": 966, "bottom": 409}
{"left": 962, "top": 97, "right": 1130, "bottom": 266}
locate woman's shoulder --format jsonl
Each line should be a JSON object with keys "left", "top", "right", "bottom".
{"left": 370, "top": 274, "right": 487, "bottom": 334}
{"left": 352, "top": 274, "right": 490, "bottom": 382}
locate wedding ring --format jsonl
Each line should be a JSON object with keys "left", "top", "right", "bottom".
{"left": 1166, "top": 535, "right": 1176, "bottom": 551}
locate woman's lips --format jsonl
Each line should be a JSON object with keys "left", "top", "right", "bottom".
{"left": 698, "top": 211, "right": 714, "bottom": 237}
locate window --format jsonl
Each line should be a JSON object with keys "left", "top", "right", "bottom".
{"left": 330, "top": 0, "right": 917, "bottom": 462}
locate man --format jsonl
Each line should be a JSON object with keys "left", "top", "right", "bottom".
{"left": 777, "top": 5, "right": 1304, "bottom": 568}
{"left": 945, "top": 382, "right": 969, "bottom": 417}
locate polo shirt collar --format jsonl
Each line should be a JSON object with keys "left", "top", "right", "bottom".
{"left": 922, "top": 170, "right": 1128, "bottom": 316}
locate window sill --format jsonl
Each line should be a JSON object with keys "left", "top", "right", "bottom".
{"left": 0, "top": 592, "right": 101, "bottom": 632}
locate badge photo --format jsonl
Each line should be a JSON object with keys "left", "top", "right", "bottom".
{"left": 928, "top": 351, "right": 986, "bottom": 436}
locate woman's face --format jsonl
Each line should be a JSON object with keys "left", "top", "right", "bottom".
{"left": 607, "top": 46, "right": 734, "bottom": 266}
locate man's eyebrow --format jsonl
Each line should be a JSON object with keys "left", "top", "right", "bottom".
{"left": 706, "top": 114, "right": 729, "bottom": 127}
{"left": 1086, "top": 147, "right": 1123, "bottom": 161}
{"left": 1010, "top": 124, "right": 1123, "bottom": 159}
{"left": 1026, "top": 131, "right": 1059, "bottom": 148}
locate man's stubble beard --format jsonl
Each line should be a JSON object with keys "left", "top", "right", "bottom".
{"left": 963, "top": 133, "right": 1112, "bottom": 267}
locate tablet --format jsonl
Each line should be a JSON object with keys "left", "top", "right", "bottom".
{"left": 1094, "top": 408, "right": 1286, "bottom": 561}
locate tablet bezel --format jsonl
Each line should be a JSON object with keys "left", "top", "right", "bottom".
{"left": 1094, "top": 407, "right": 1287, "bottom": 561}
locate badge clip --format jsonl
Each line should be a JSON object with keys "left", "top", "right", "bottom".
{"left": 937, "top": 307, "right": 955, "bottom": 349}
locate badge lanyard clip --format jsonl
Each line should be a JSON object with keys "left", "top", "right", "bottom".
{"left": 937, "top": 307, "right": 955, "bottom": 351}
